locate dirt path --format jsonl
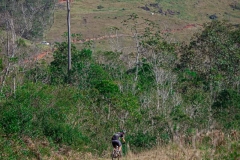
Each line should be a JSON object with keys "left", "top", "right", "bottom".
{"left": 74, "top": 23, "right": 202, "bottom": 43}
{"left": 30, "top": 23, "right": 202, "bottom": 62}
{"left": 58, "top": 0, "right": 73, "bottom": 3}
{"left": 35, "top": 51, "right": 50, "bottom": 60}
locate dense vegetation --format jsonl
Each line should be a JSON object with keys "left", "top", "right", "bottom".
{"left": 0, "top": 0, "right": 55, "bottom": 39}
{"left": 0, "top": 3, "right": 239, "bottom": 159}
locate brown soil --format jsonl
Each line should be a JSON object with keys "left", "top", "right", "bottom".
{"left": 35, "top": 51, "right": 50, "bottom": 60}
{"left": 58, "top": 0, "right": 73, "bottom": 3}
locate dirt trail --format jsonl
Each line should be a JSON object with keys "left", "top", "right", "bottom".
{"left": 35, "top": 51, "right": 50, "bottom": 60}
{"left": 58, "top": 0, "right": 73, "bottom": 3}
{"left": 162, "top": 23, "right": 202, "bottom": 33}
{"left": 30, "top": 23, "right": 202, "bottom": 62}
{"left": 74, "top": 23, "right": 202, "bottom": 43}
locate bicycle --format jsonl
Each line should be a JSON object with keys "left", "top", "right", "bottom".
{"left": 111, "top": 146, "right": 121, "bottom": 160}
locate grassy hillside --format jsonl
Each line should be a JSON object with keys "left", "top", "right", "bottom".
{"left": 1, "top": 1, "right": 240, "bottom": 160}
{"left": 47, "top": 0, "right": 240, "bottom": 46}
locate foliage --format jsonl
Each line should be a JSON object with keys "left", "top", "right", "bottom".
{"left": 1, "top": 19, "right": 240, "bottom": 159}
{"left": 50, "top": 42, "right": 93, "bottom": 85}
{"left": 177, "top": 21, "right": 240, "bottom": 130}
{"left": 212, "top": 89, "right": 240, "bottom": 129}
{"left": 97, "top": 5, "right": 104, "bottom": 9}
{"left": 128, "top": 131, "right": 156, "bottom": 150}
{"left": 94, "top": 80, "right": 119, "bottom": 96}
{"left": 17, "top": 38, "right": 27, "bottom": 47}
{"left": 0, "top": 0, "right": 55, "bottom": 39}
{"left": 0, "top": 83, "right": 89, "bottom": 149}
{"left": 179, "top": 21, "right": 240, "bottom": 89}
{"left": 25, "top": 61, "right": 50, "bottom": 83}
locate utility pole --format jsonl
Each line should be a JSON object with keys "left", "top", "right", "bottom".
{"left": 67, "top": 0, "right": 71, "bottom": 73}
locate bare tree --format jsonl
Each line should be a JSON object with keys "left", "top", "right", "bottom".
{"left": 67, "top": 0, "right": 71, "bottom": 75}
{"left": 0, "top": 0, "right": 56, "bottom": 94}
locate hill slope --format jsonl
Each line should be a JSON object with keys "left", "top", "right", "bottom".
{"left": 47, "top": 0, "right": 240, "bottom": 46}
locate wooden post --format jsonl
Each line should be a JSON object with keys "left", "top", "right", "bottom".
{"left": 67, "top": 0, "right": 71, "bottom": 73}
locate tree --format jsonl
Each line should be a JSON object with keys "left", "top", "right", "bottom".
{"left": 50, "top": 42, "right": 92, "bottom": 85}
{"left": 0, "top": 0, "right": 56, "bottom": 96}
{"left": 212, "top": 89, "right": 240, "bottom": 129}
{"left": 0, "top": 0, "right": 56, "bottom": 40}
{"left": 179, "top": 21, "right": 240, "bottom": 92}
{"left": 178, "top": 21, "right": 240, "bottom": 130}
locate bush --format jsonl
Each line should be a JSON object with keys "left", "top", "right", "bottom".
{"left": 17, "top": 38, "right": 27, "bottom": 47}
{"left": 0, "top": 83, "right": 89, "bottom": 150}
{"left": 128, "top": 131, "right": 156, "bottom": 150}
{"left": 0, "top": 105, "right": 34, "bottom": 135}
{"left": 97, "top": 5, "right": 104, "bottom": 9}
{"left": 212, "top": 89, "right": 240, "bottom": 130}
{"left": 42, "top": 120, "right": 88, "bottom": 147}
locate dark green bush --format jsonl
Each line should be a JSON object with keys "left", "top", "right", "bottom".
{"left": 0, "top": 105, "right": 34, "bottom": 135}
{"left": 212, "top": 89, "right": 240, "bottom": 130}
{"left": 17, "top": 38, "right": 27, "bottom": 47}
{"left": 97, "top": 5, "right": 104, "bottom": 9}
{"left": 42, "top": 121, "right": 88, "bottom": 147}
{"left": 128, "top": 131, "right": 156, "bottom": 149}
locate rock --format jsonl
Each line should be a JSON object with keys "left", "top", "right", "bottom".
{"left": 149, "top": 3, "right": 159, "bottom": 8}
{"left": 140, "top": 5, "right": 150, "bottom": 11}
{"left": 209, "top": 14, "right": 217, "bottom": 20}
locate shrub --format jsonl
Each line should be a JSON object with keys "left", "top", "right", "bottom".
{"left": 212, "top": 89, "right": 240, "bottom": 130}
{"left": 0, "top": 105, "right": 34, "bottom": 135}
{"left": 0, "top": 83, "right": 89, "bottom": 150}
{"left": 97, "top": 5, "right": 104, "bottom": 9}
{"left": 128, "top": 131, "right": 156, "bottom": 150}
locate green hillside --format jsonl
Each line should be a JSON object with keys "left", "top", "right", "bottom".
{"left": 47, "top": 0, "right": 240, "bottom": 44}
{"left": 0, "top": 0, "right": 240, "bottom": 159}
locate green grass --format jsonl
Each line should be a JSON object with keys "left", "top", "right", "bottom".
{"left": 46, "top": 0, "right": 240, "bottom": 46}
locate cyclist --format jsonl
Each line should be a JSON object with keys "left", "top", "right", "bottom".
{"left": 111, "top": 130, "right": 126, "bottom": 154}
